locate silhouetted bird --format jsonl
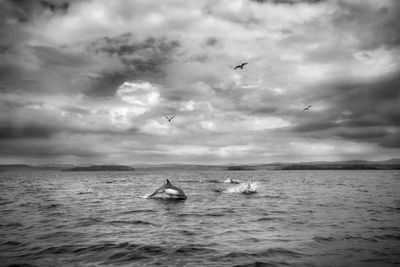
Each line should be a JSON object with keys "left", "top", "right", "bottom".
{"left": 162, "top": 114, "right": 176, "bottom": 122}
{"left": 303, "top": 105, "right": 312, "bottom": 112}
{"left": 234, "top": 62, "right": 248, "bottom": 70}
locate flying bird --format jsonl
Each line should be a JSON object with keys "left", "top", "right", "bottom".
{"left": 234, "top": 62, "right": 248, "bottom": 70}
{"left": 303, "top": 105, "right": 312, "bottom": 112}
{"left": 162, "top": 114, "right": 176, "bottom": 122}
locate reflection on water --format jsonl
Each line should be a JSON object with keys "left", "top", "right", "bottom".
{"left": 0, "top": 170, "right": 399, "bottom": 266}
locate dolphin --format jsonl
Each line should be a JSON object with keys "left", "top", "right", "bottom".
{"left": 148, "top": 179, "right": 187, "bottom": 199}
{"left": 224, "top": 178, "right": 240, "bottom": 184}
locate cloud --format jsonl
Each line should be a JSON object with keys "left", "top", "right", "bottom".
{"left": 115, "top": 80, "right": 160, "bottom": 116}
{"left": 0, "top": 125, "right": 57, "bottom": 139}
{"left": 0, "top": 0, "right": 399, "bottom": 164}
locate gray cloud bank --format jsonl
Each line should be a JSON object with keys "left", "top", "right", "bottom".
{"left": 0, "top": 0, "right": 399, "bottom": 164}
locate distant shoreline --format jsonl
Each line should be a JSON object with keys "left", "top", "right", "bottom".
{"left": 1, "top": 159, "right": 399, "bottom": 171}
{"left": 65, "top": 165, "right": 135, "bottom": 172}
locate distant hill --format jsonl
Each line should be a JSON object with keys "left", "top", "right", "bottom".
{"left": 1, "top": 159, "right": 399, "bottom": 171}
{"left": 134, "top": 159, "right": 400, "bottom": 171}
{"left": 0, "top": 164, "right": 34, "bottom": 171}
{"left": 66, "top": 165, "right": 135, "bottom": 171}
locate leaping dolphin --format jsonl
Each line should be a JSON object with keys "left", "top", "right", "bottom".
{"left": 148, "top": 179, "right": 187, "bottom": 199}
{"left": 224, "top": 178, "right": 240, "bottom": 184}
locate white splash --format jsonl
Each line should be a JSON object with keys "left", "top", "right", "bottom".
{"left": 225, "top": 181, "right": 258, "bottom": 194}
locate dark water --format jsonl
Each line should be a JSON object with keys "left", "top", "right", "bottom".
{"left": 0, "top": 170, "right": 399, "bottom": 266}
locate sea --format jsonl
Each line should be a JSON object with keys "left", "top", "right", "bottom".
{"left": 0, "top": 170, "right": 399, "bottom": 267}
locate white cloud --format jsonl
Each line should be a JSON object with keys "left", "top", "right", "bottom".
{"left": 116, "top": 81, "right": 160, "bottom": 115}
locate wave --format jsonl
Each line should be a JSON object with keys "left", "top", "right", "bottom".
{"left": 179, "top": 229, "right": 196, "bottom": 236}
{"left": 233, "top": 261, "right": 280, "bottom": 267}
{"left": 0, "top": 200, "right": 14, "bottom": 206}
{"left": 256, "top": 217, "right": 283, "bottom": 222}
{"left": 108, "top": 220, "right": 156, "bottom": 226}
{"left": 119, "top": 209, "right": 155, "bottom": 215}
{"left": 205, "top": 179, "right": 222, "bottom": 183}
{"left": 104, "top": 243, "right": 168, "bottom": 264}
{"left": 178, "top": 211, "right": 232, "bottom": 218}
{"left": 106, "top": 243, "right": 215, "bottom": 264}
{"left": 42, "top": 204, "right": 62, "bottom": 210}
{"left": 76, "top": 191, "right": 92, "bottom": 195}
{"left": 1, "top": 222, "right": 22, "bottom": 228}
{"left": 313, "top": 236, "right": 336, "bottom": 242}
{"left": 263, "top": 195, "right": 286, "bottom": 199}
{"left": 37, "top": 231, "right": 85, "bottom": 241}
{"left": 74, "top": 217, "right": 103, "bottom": 227}
{"left": 225, "top": 248, "right": 302, "bottom": 259}
{"left": 74, "top": 242, "right": 137, "bottom": 254}
{"left": 375, "top": 234, "right": 400, "bottom": 240}
{"left": 173, "top": 244, "right": 216, "bottom": 255}
{"left": 6, "top": 264, "right": 39, "bottom": 267}
{"left": 2, "top": 241, "right": 24, "bottom": 246}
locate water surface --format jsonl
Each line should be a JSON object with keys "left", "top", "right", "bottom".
{"left": 0, "top": 170, "right": 399, "bottom": 266}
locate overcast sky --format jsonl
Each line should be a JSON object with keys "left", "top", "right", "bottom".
{"left": 0, "top": 0, "right": 399, "bottom": 165}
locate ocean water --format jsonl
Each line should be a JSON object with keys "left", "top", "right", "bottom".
{"left": 0, "top": 170, "right": 399, "bottom": 267}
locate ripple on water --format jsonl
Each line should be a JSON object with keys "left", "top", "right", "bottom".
{"left": 74, "top": 217, "right": 103, "bottom": 227}
{"left": 225, "top": 248, "right": 302, "bottom": 259}
{"left": 119, "top": 209, "right": 155, "bottom": 215}
{"left": 0, "top": 170, "right": 399, "bottom": 266}
{"left": 107, "top": 220, "right": 156, "bottom": 226}
{"left": 7, "top": 264, "right": 39, "bottom": 267}
{"left": 255, "top": 217, "right": 284, "bottom": 222}
{"left": 312, "top": 236, "right": 336, "bottom": 242}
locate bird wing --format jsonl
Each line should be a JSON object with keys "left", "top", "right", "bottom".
{"left": 162, "top": 114, "right": 170, "bottom": 120}
{"left": 169, "top": 115, "right": 176, "bottom": 121}
{"left": 242, "top": 62, "right": 248, "bottom": 66}
{"left": 234, "top": 65, "right": 240, "bottom": 70}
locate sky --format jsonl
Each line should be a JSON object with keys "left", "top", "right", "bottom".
{"left": 0, "top": 0, "right": 399, "bottom": 165}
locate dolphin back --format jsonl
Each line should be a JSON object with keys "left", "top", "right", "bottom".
{"left": 149, "top": 179, "right": 186, "bottom": 199}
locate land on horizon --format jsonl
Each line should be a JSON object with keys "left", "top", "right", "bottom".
{"left": 1, "top": 158, "right": 399, "bottom": 171}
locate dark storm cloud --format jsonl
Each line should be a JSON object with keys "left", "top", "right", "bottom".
{"left": 84, "top": 33, "right": 180, "bottom": 97}
{"left": 30, "top": 45, "right": 89, "bottom": 68}
{"left": 333, "top": 75, "right": 400, "bottom": 127}
{"left": 90, "top": 34, "right": 180, "bottom": 58}
{"left": 336, "top": 127, "right": 388, "bottom": 140}
{"left": 0, "top": 140, "right": 103, "bottom": 158}
{"left": 291, "top": 120, "right": 337, "bottom": 133}
{"left": 250, "top": 106, "right": 279, "bottom": 115}
{"left": 336, "top": 126, "right": 400, "bottom": 149}
{"left": 39, "top": 1, "right": 69, "bottom": 13}
{"left": 84, "top": 72, "right": 128, "bottom": 97}
{"left": 287, "top": 71, "right": 400, "bottom": 149}
{"left": 251, "top": 0, "right": 325, "bottom": 4}
{"left": 0, "top": 125, "right": 57, "bottom": 139}
{"left": 379, "top": 135, "right": 400, "bottom": 148}
{"left": 3, "top": 0, "right": 43, "bottom": 23}
{"left": 3, "top": 0, "right": 71, "bottom": 23}
{"left": 0, "top": 118, "right": 139, "bottom": 139}
{"left": 0, "top": 45, "right": 93, "bottom": 93}
{"left": 184, "top": 54, "right": 209, "bottom": 63}
{"left": 330, "top": 1, "right": 400, "bottom": 50}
